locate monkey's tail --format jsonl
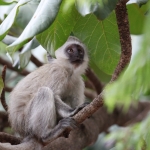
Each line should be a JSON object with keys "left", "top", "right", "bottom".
{"left": 0, "top": 65, "right": 8, "bottom": 111}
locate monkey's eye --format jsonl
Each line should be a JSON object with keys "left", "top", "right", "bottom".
{"left": 67, "top": 49, "right": 74, "bottom": 53}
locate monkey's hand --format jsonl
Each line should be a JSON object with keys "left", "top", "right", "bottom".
{"left": 69, "top": 102, "right": 90, "bottom": 117}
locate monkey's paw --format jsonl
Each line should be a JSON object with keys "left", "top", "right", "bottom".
{"left": 70, "top": 102, "right": 90, "bottom": 117}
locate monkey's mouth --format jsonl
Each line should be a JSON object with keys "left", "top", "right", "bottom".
{"left": 71, "top": 59, "right": 83, "bottom": 64}
{"left": 71, "top": 59, "right": 83, "bottom": 68}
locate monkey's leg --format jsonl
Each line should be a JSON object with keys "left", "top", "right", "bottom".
{"left": 27, "top": 87, "right": 57, "bottom": 138}
{"left": 41, "top": 117, "right": 78, "bottom": 144}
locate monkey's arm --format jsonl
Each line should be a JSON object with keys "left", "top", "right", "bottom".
{"left": 55, "top": 96, "right": 88, "bottom": 118}
{"left": 55, "top": 96, "right": 73, "bottom": 118}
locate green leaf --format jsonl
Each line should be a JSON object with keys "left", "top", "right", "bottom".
{"left": 0, "top": 76, "right": 4, "bottom": 95}
{"left": 75, "top": 0, "right": 118, "bottom": 20}
{"left": 137, "top": 0, "right": 148, "bottom": 6}
{"left": 73, "top": 12, "right": 121, "bottom": 75}
{"left": 7, "top": 0, "right": 62, "bottom": 56}
{"left": 2, "top": 35, "right": 17, "bottom": 45}
{"left": 19, "top": 37, "right": 39, "bottom": 68}
{"left": 104, "top": 2, "right": 150, "bottom": 111}
{"left": 37, "top": 0, "right": 79, "bottom": 56}
{"left": 0, "top": 0, "right": 31, "bottom": 41}
{"left": 127, "top": 4, "right": 145, "bottom": 35}
{"left": 90, "top": 60, "right": 111, "bottom": 83}
{"left": 0, "top": 0, "right": 17, "bottom": 5}
{"left": 140, "top": 0, "right": 150, "bottom": 14}
{"left": 15, "top": 1, "right": 40, "bottom": 29}
{"left": 0, "top": 41, "right": 7, "bottom": 53}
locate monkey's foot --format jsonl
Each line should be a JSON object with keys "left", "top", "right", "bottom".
{"left": 59, "top": 117, "right": 78, "bottom": 138}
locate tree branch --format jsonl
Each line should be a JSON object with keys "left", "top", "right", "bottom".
{"left": 43, "top": 101, "right": 150, "bottom": 150}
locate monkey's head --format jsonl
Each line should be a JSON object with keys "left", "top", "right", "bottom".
{"left": 55, "top": 36, "right": 89, "bottom": 75}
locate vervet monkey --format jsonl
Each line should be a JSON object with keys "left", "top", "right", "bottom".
{"left": 8, "top": 36, "right": 89, "bottom": 147}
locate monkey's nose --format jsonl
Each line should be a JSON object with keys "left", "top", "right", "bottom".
{"left": 76, "top": 56, "right": 82, "bottom": 61}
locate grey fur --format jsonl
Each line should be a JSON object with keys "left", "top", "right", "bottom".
{"left": 7, "top": 36, "right": 89, "bottom": 149}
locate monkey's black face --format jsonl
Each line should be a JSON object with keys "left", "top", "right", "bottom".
{"left": 66, "top": 44, "right": 84, "bottom": 65}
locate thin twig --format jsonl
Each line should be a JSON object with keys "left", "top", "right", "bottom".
{"left": 85, "top": 68, "right": 103, "bottom": 94}
{"left": 0, "top": 66, "right": 8, "bottom": 111}
{"left": 85, "top": 80, "right": 95, "bottom": 91}
{"left": 0, "top": 57, "right": 30, "bottom": 76}
{"left": 30, "top": 54, "right": 43, "bottom": 67}
{"left": 4, "top": 86, "right": 12, "bottom": 92}
{"left": 84, "top": 89, "right": 97, "bottom": 100}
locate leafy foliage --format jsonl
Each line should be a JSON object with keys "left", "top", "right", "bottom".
{"left": 7, "top": 0, "right": 61, "bottom": 56}
{"left": 106, "top": 114, "right": 150, "bottom": 150}
{"left": 0, "top": 0, "right": 31, "bottom": 41}
{"left": 36, "top": 0, "right": 79, "bottom": 56}
{"left": 37, "top": 3, "right": 120, "bottom": 74}
{"left": 0, "top": 0, "right": 121, "bottom": 75}
{"left": 0, "top": 0, "right": 149, "bottom": 76}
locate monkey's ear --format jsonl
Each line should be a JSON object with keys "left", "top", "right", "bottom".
{"left": 47, "top": 52, "right": 55, "bottom": 63}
